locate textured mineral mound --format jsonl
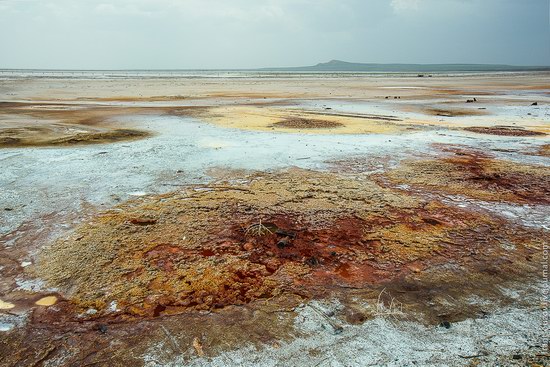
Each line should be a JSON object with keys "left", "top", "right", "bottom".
{"left": 0, "top": 125, "right": 150, "bottom": 148}
{"left": 38, "top": 168, "right": 544, "bottom": 319}
{"left": 383, "top": 146, "right": 550, "bottom": 204}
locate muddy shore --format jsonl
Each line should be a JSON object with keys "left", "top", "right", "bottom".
{"left": 0, "top": 72, "right": 549, "bottom": 366}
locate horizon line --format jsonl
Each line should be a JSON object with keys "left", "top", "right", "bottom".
{"left": 1, "top": 61, "right": 550, "bottom": 72}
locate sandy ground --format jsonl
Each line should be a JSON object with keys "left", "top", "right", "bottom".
{"left": 0, "top": 72, "right": 549, "bottom": 366}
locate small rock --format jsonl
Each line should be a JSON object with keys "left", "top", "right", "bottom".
{"left": 129, "top": 217, "right": 157, "bottom": 226}
{"left": 531, "top": 102, "right": 538, "bottom": 106}
{"left": 4, "top": 208, "right": 13, "bottom": 211}
{"left": 512, "top": 354, "right": 522, "bottom": 360}
{"left": 108, "top": 301, "right": 118, "bottom": 312}
{"left": 305, "top": 256, "right": 319, "bottom": 266}
{"left": 439, "top": 321, "right": 451, "bottom": 329}
{"left": 243, "top": 243, "right": 254, "bottom": 251}
{"left": 277, "top": 237, "right": 290, "bottom": 249}
{"left": 98, "top": 324, "right": 108, "bottom": 334}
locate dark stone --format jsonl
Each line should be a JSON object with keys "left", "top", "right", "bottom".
{"left": 512, "top": 354, "right": 522, "bottom": 360}
{"left": 439, "top": 321, "right": 451, "bottom": 329}
{"left": 4, "top": 208, "right": 13, "bottom": 211}
{"left": 97, "top": 324, "right": 108, "bottom": 334}
{"left": 305, "top": 256, "right": 319, "bottom": 266}
{"left": 277, "top": 237, "right": 290, "bottom": 249}
{"left": 531, "top": 102, "right": 538, "bottom": 106}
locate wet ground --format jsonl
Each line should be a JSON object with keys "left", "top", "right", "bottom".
{"left": 0, "top": 72, "right": 549, "bottom": 366}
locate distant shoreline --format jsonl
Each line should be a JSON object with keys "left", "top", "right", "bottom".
{"left": 1, "top": 60, "right": 549, "bottom": 74}
{"left": 1, "top": 69, "right": 550, "bottom": 80}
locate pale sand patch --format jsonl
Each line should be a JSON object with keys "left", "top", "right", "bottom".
{"left": 35, "top": 296, "right": 58, "bottom": 306}
{"left": 202, "top": 106, "right": 424, "bottom": 134}
{"left": 0, "top": 299, "right": 15, "bottom": 309}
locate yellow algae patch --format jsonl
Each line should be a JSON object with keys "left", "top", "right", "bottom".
{"left": 202, "top": 106, "right": 421, "bottom": 134}
{"left": 0, "top": 299, "right": 15, "bottom": 309}
{"left": 35, "top": 296, "right": 58, "bottom": 306}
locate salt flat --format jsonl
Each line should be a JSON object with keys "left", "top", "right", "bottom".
{"left": 0, "top": 71, "right": 548, "bottom": 366}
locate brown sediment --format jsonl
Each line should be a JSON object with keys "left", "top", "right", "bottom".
{"left": 381, "top": 146, "right": 550, "bottom": 204}
{"left": 270, "top": 117, "right": 344, "bottom": 129}
{"left": 424, "top": 107, "right": 487, "bottom": 117}
{"left": 36, "top": 168, "right": 544, "bottom": 321}
{"left": 206, "top": 92, "right": 306, "bottom": 99}
{"left": 0, "top": 126, "right": 150, "bottom": 148}
{"left": 531, "top": 144, "right": 550, "bottom": 157}
{"left": 464, "top": 126, "right": 546, "bottom": 136}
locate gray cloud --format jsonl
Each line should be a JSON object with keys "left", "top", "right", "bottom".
{"left": 0, "top": 0, "right": 548, "bottom": 69}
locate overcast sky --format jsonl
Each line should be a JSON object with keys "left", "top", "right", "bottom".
{"left": 0, "top": 0, "right": 548, "bottom": 69}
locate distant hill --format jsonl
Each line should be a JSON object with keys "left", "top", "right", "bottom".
{"left": 261, "top": 59, "right": 550, "bottom": 72}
